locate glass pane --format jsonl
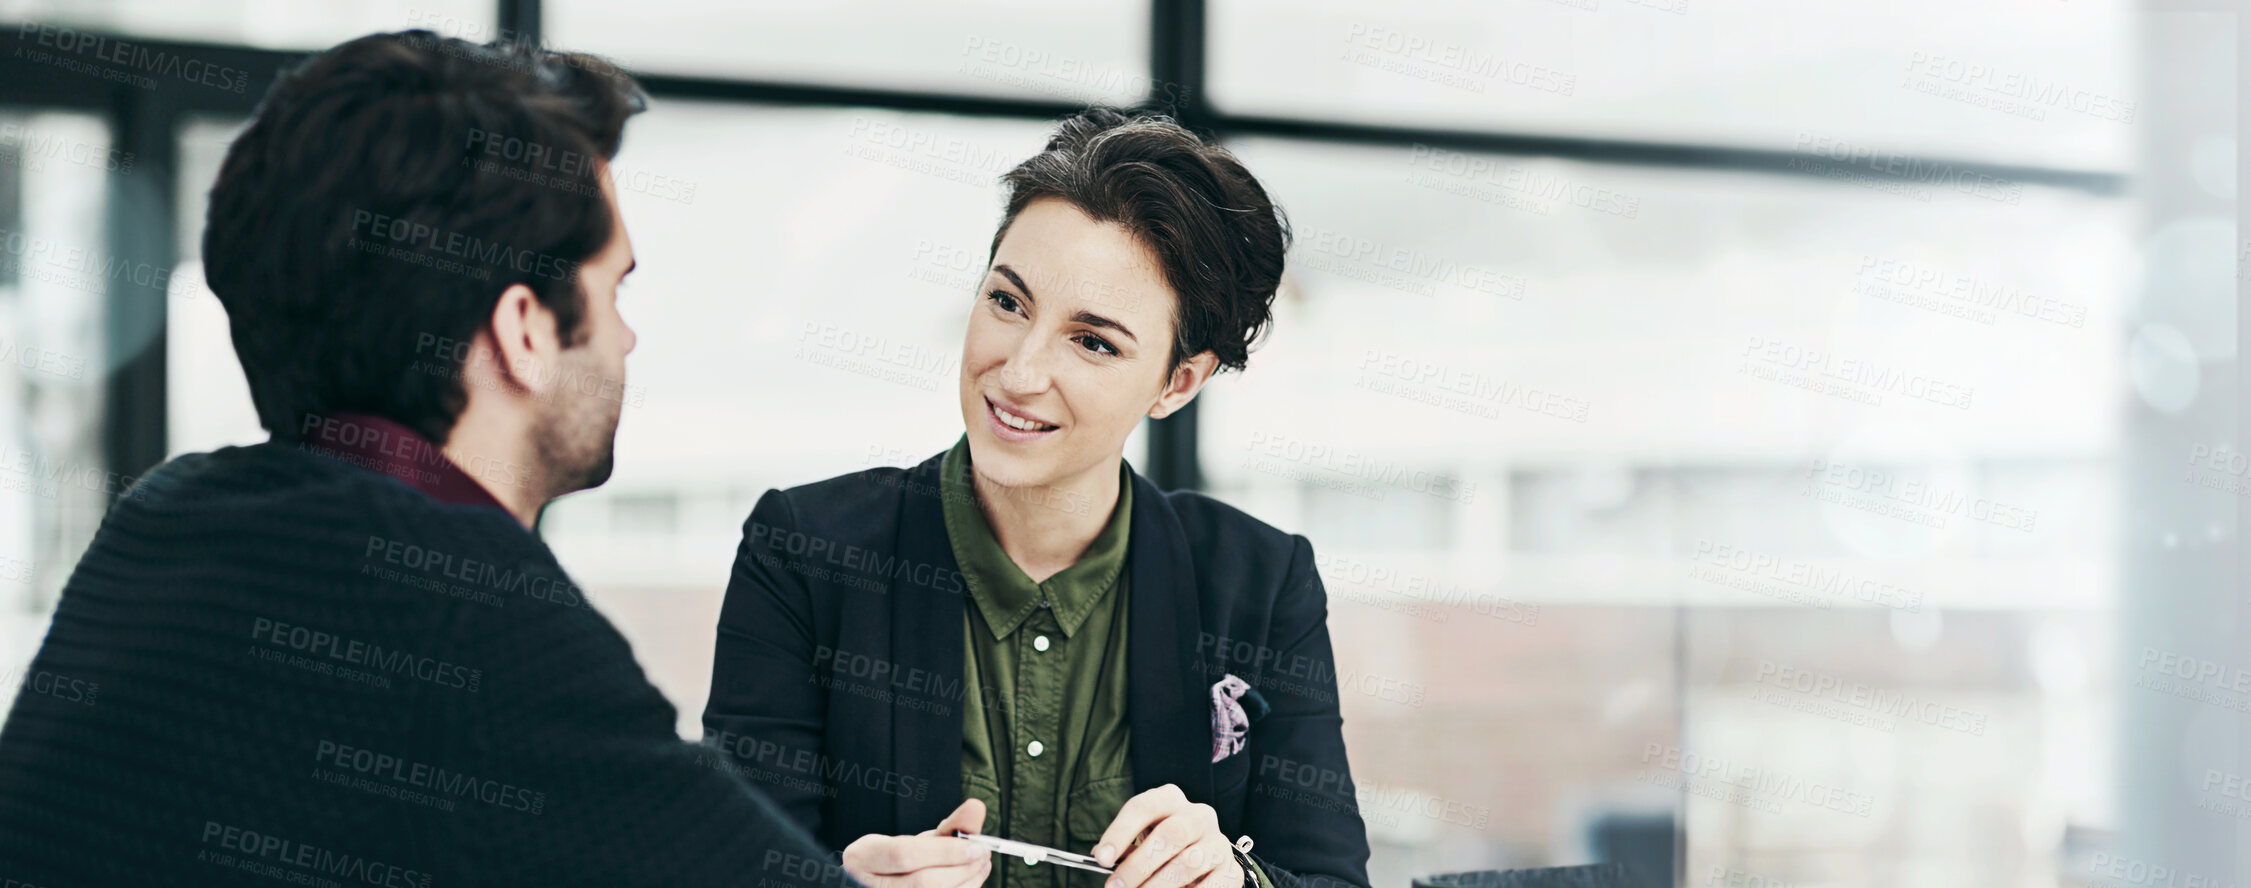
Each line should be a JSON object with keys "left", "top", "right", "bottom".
{"left": 1196, "top": 133, "right": 2129, "bottom": 878}
{"left": 1, "top": 0, "right": 495, "bottom": 50}
{"left": 169, "top": 115, "right": 256, "bottom": 458}
{"left": 545, "top": 0, "right": 1152, "bottom": 105}
{"left": 0, "top": 109, "right": 113, "bottom": 719}
{"left": 1208, "top": 0, "right": 2134, "bottom": 172}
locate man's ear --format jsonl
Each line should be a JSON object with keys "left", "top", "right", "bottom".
{"left": 480, "top": 282, "right": 560, "bottom": 398}
{"left": 1149, "top": 351, "right": 1219, "bottom": 420}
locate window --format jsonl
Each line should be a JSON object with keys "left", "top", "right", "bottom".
{"left": 0, "top": 109, "right": 111, "bottom": 687}
{"left": 0, "top": 3, "right": 2189, "bottom": 883}
{"left": 2, "top": 0, "right": 495, "bottom": 50}
{"left": 546, "top": 0, "right": 1152, "bottom": 104}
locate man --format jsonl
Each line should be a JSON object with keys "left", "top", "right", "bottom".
{"left": 0, "top": 31, "right": 899, "bottom": 887}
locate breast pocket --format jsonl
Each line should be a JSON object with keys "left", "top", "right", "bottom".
{"left": 1064, "top": 775, "right": 1135, "bottom": 850}
{"left": 1213, "top": 745, "right": 1253, "bottom": 798}
{"left": 1063, "top": 776, "right": 1134, "bottom": 888}
{"left": 961, "top": 772, "right": 1003, "bottom": 833}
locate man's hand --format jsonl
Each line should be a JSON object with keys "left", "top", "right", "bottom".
{"left": 1092, "top": 784, "right": 1243, "bottom": 888}
{"left": 842, "top": 798, "right": 994, "bottom": 888}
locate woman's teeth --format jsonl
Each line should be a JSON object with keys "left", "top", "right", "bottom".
{"left": 995, "top": 403, "right": 1057, "bottom": 432}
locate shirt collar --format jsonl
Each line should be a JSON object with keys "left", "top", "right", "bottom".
{"left": 940, "top": 436, "right": 1131, "bottom": 640}
{"left": 292, "top": 412, "right": 514, "bottom": 517}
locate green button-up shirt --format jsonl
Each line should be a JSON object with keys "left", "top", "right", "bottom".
{"left": 942, "top": 438, "right": 1270, "bottom": 888}
{"left": 944, "top": 437, "right": 1135, "bottom": 888}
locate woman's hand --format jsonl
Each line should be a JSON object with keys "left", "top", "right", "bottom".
{"left": 842, "top": 798, "right": 994, "bottom": 888}
{"left": 1092, "top": 785, "right": 1243, "bottom": 888}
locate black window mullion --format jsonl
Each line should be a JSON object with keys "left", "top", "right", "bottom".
{"left": 499, "top": 0, "right": 541, "bottom": 45}
{"left": 100, "top": 79, "right": 177, "bottom": 505}
{"left": 1140, "top": 0, "right": 1208, "bottom": 492}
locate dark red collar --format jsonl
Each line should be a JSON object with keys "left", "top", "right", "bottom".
{"left": 294, "top": 412, "right": 512, "bottom": 516}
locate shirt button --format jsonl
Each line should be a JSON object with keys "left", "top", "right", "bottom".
{"left": 1027, "top": 740, "right": 1045, "bottom": 757}
{"left": 1033, "top": 635, "right": 1051, "bottom": 652}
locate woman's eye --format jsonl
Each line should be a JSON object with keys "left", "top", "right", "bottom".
{"left": 1075, "top": 333, "right": 1118, "bottom": 356}
{"left": 986, "top": 290, "right": 1022, "bottom": 314}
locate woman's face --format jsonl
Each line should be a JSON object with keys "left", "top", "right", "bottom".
{"left": 958, "top": 197, "right": 1213, "bottom": 492}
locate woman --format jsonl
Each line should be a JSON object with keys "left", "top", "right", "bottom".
{"left": 703, "top": 109, "right": 1369, "bottom": 888}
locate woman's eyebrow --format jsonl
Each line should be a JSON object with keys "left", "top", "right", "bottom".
{"left": 1072, "top": 310, "right": 1137, "bottom": 343}
{"left": 994, "top": 264, "right": 1035, "bottom": 303}
{"left": 994, "top": 263, "right": 1135, "bottom": 342}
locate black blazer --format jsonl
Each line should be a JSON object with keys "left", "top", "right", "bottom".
{"left": 704, "top": 451, "right": 1372, "bottom": 888}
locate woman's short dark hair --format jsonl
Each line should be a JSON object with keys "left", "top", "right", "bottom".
{"left": 990, "top": 109, "right": 1289, "bottom": 374}
{"left": 204, "top": 30, "right": 644, "bottom": 445}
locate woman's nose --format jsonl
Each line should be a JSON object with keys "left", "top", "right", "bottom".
{"left": 997, "top": 337, "right": 1051, "bottom": 394}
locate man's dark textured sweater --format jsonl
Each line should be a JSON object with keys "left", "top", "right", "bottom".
{"left": 0, "top": 439, "right": 853, "bottom": 887}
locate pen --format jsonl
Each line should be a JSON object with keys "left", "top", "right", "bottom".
{"left": 952, "top": 831, "right": 1116, "bottom": 875}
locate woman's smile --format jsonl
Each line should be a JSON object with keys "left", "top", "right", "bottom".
{"left": 984, "top": 395, "right": 1061, "bottom": 442}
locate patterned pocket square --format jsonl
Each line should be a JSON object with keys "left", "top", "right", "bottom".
{"left": 1210, "top": 673, "right": 1267, "bottom": 763}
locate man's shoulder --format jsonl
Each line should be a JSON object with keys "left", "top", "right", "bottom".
{"left": 148, "top": 440, "right": 542, "bottom": 541}
{"left": 105, "top": 441, "right": 568, "bottom": 602}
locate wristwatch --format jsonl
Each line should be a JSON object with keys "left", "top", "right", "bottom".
{"left": 1230, "top": 835, "right": 1259, "bottom": 888}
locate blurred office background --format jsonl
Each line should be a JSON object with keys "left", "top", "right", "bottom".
{"left": 0, "top": 1, "right": 2235, "bottom": 886}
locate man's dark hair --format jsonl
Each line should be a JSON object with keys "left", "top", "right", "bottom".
{"left": 990, "top": 109, "right": 1290, "bottom": 374}
{"left": 204, "top": 30, "right": 645, "bottom": 445}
